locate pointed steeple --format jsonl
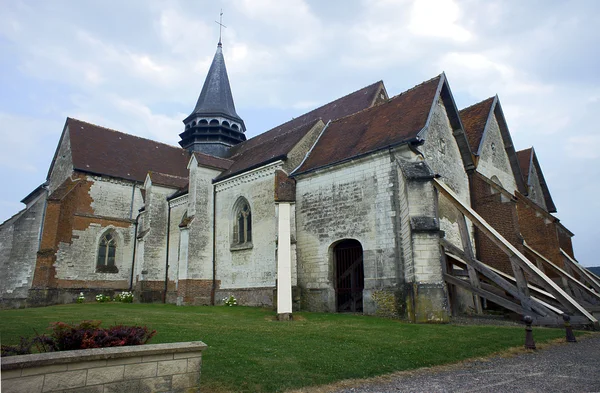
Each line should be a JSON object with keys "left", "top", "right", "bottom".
{"left": 179, "top": 42, "right": 246, "bottom": 157}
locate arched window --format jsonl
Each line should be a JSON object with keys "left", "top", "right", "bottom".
{"left": 233, "top": 199, "right": 252, "bottom": 245}
{"left": 97, "top": 231, "right": 118, "bottom": 273}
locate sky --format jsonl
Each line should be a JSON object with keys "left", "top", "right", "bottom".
{"left": 0, "top": 0, "right": 598, "bottom": 266}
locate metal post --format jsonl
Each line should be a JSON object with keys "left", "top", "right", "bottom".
{"left": 563, "top": 314, "right": 577, "bottom": 343}
{"left": 524, "top": 315, "right": 536, "bottom": 350}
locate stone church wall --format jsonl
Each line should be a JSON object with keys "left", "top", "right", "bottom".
{"left": 48, "top": 128, "right": 74, "bottom": 194}
{"left": 295, "top": 151, "right": 399, "bottom": 315}
{"left": 213, "top": 162, "right": 283, "bottom": 306}
{"left": 52, "top": 176, "right": 142, "bottom": 289}
{"left": 526, "top": 163, "right": 547, "bottom": 210}
{"left": 420, "top": 98, "right": 471, "bottom": 251}
{"left": 476, "top": 114, "right": 519, "bottom": 194}
{"left": 0, "top": 191, "right": 47, "bottom": 308}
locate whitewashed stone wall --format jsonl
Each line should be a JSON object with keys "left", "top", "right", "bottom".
{"left": 54, "top": 176, "right": 143, "bottom": 284}
{"left": 183, "top": 166, "right": 222, "bottom": 282}
{"left": 48, "top": 128, "right": 73, "bottom": 194}
{"left": 214, "top": 163, "right": 282, "bottom": 298}
{"left": 0, "top": 191, "right": 47, "bottom": 304}
{"left": 527, "top": 164, "right": 548, "bottom": 210}
{"left": 421, "top": 98, "right": 471, "bottom": 250}
{"left": 476, "top": 114, "right": 519, "bottom": 193}
{"left": 295, "top": 151, "right": 399, "bottom": 314}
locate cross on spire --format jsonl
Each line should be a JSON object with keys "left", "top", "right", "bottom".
{"left": 215, "top": 9, "right": 227, "bottom": 46}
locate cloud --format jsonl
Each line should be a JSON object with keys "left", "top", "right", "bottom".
{"left": 565, "top": 135, "right": 600, "bottom": 159}
{"left": 408, "top": 0, "right": 472, "bottom": 42}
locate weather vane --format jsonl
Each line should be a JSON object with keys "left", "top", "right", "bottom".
{"left": 215, "top": 9, "right": 227, "bottom": 45}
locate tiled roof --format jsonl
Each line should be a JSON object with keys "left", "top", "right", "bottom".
{"left": 459, "top": 97, "right": 495, "bottom": 154}
{"left": 215, "top": 81, "right": 385, "bottom": 181}
{"left": 516, "top": 147, "right": 557, "bottom": 213}
{"left": 295, "top": 75, "right": 441, "bottom": 175}
{"left": 65, "top": 118, "right": 190, "bottom": 183}
{"left": 516, "top": 148, "right": 533, "bottom": 183}
{"left": 148, "top": 172, "right": 189, "bottom": 189}
{"left": 192, "top": 152, "right": 233, "bottom": 171}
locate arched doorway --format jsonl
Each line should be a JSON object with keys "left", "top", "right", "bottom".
{"left": 334, "top": 239, "right": 364, "bottom": 312}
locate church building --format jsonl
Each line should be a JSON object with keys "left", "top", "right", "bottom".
{"left": 1, "top": 40, "right": 598, "bottom": 325}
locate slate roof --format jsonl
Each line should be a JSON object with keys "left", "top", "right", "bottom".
{"left": 215, "top": 81, "right": 385, "bottom": 181}
{"left": 294, "top": 75, "right": 441, "bottom": 175}
{"left": 459, "top": 97, "right": 495, "bottom": 154}
{"left": 192, "top": 152, "right": 233, "bottom": 171}
{"left": 57, "top": 118, "right": 191, "bottom": 183}
{"left": 516, "top": 147, "right": 557, "bottom": 213}
{"left": 188, "top": 43, "right": 243, "bottom": 128}
{"left": 148, "top": 172, "right": 189, "bottom": 189}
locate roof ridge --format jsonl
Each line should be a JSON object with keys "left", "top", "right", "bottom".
{"left": 459, "top": 96, "right": 495, "bottom": 112}
{"left": 148, "top": 171, "right": 188, "bottom": 179}
{"left": 68, "top": 117, "right": 186, "bottom": 152}
{"left": 256, "top": 80, "right": 383, "bottom": 136}
{"left": 329, "top": 75, "right": 442, "bottom": 125}
{"left": 229, "top": 119, "right": 322, "bottom": 158}
{"left": 193, "top": 151, "right": 234, "bottom": 163}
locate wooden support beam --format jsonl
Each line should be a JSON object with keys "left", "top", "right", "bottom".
{"left": 510, "top": 257, "right": 531, "bottom": 311}
{"left": 525, "top": 244, "right": 600, "bottom": 302}
{"left": 442, "top": 240, "right": 550, "bottom": 317}
{"left": 440, "top": 247, "right": 459, "bottom": 316}
{"left": 561, "top": 249, "right": 600, "bottom": 293}
{"left": 457, "top": 215, "right": 482, "bottom": 314}
{"left": 434, "top": 178, "right": 597, "bottom": 324}
{"left": 443, "top": 273, "right": 528, "bottom": 316}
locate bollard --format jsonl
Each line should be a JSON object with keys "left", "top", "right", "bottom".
{"left": 523, "top": 315, "right": 536, "bottom": 350}
{"left": 563, "top": 314, "right": 577, "bottom": 343}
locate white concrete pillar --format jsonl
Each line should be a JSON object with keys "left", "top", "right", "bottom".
{"left": 277, "top": 202, "right": 293, "bottom": 318}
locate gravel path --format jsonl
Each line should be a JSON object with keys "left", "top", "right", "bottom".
{"left": 332, "top": 336, "right": 600, "bottom": 393}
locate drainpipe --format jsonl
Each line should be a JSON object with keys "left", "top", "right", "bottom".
{"left": 163, "top": 202, "right": 172, "bottom": 303}
{"left": 211, "top": 186, "right": 217, "bottom": 305}
{"left": 129, "top": 210, "right": 142, "bottom": 291}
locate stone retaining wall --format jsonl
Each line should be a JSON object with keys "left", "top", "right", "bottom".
{"left": 1, "top": 341, "right": 207, "bottom": 393}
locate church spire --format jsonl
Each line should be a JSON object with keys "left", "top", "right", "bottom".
{"left": 179, "top": 35, "right": 246, "bottom": 157}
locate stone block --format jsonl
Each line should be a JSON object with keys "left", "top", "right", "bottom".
{"left": 1, "top": 368, "right": 22, "bottom": 379}
{"left": 173, "top": 351, "right": 204, "bottom": 359}
{"left": 172, "top": 372, "right": 200, "bottom": 390}
{"left": 3, "top": 375, "right": 44, "bottom": 393}
{"left": 63, "top": 386, "right": 103, "bottom": 393}
{"left": 157, "top": 359, "right": 189, "bottom": 376}
{"left": 106, "top": 356, "right": 143, "bottom": 366}
{"left": 67, "top": 359, "right": 107, "bottom": 370}
{"left": 187, "top": 357, "right": 202, "bottom": 373}
{"left": 139, "top": 376, "right": 171, "bottom": 392}
{"left": 43, "top": 370, "right": 87, "bottom": 392}
{"left": 124, "top": 362, "right": 158, "bottom": 379}
{"left": 86, "top": 365, "right": 125, "bottom": 385}
{"left": 141, "top": 353, "right": 173, "bottom": 363}
{"left": 22, "top": 364, "right": 68, "bottom": 376}
{"left": 103, "top": 379, "right": 141, "bottom": 393}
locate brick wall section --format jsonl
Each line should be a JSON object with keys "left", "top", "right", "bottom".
{"left": 470, "top": 173, "right": 523, "bottom": 275}
{"left": 516, "top": 193, "right": 564, "bottom": 270}
{"left": 557, "top": 225, "right": 574, "bottom": 258}
{"left": 1, "top": 341, "right": 206, "bottom": 393}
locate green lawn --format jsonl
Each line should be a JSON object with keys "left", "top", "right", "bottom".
{"left": 0, "top": 304, "right": 574, "bottom": 392}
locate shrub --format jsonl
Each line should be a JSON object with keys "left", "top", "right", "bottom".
{"left": 223, "top": 295, "right": 237, "bottom": 307}
{"left": 114, "top": 291, "right": 134, "bottom": 303}
{"left": 95, "top": 294, "right": 111, "bottom": 303}
{"left": 0, "top": 321, "right": 156, "bottom": 356}
{"left": 76, "top": 292, "right": 86, "bottom": 303}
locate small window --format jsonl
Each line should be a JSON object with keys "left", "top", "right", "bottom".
{"left": 97, "top": 232, "right": 118, "bottom": 273}
{"left": 232, "top": 198, "right": 252, "bottom": 247}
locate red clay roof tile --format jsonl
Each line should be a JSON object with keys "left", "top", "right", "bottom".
{"left": 66, "top": 118, "right": 190, "bottom": 183}
{"left": 459, "top": 97, "right": 495, "bottom": 154}
{"left": 295, "top": 75, "right": 441, "bottom": 174}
